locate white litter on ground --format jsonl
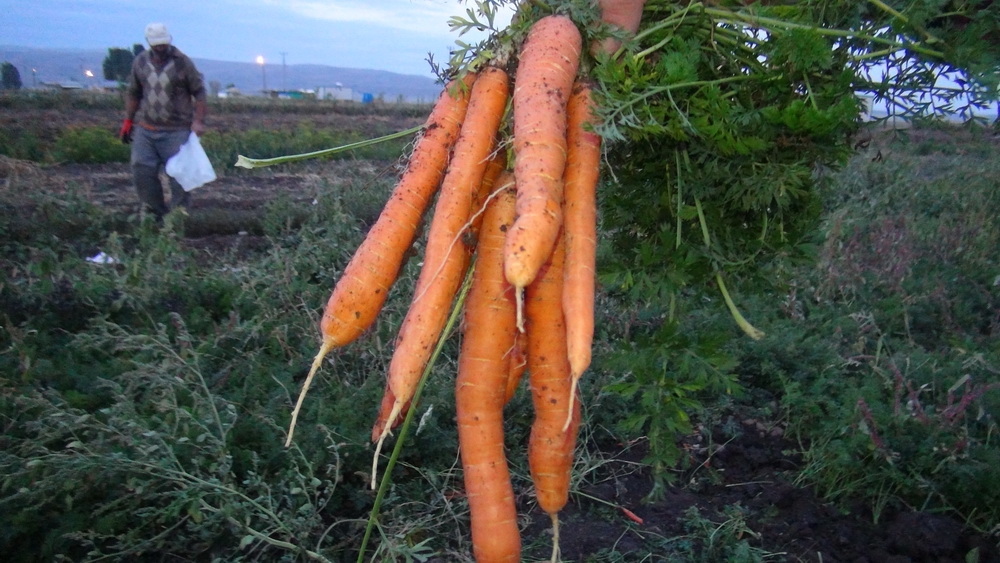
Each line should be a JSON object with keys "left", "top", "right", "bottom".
{"left": 87, "top": 252, "right": 118, "bottom": 264}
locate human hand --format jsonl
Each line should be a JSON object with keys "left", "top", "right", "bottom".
{"left": 594, "top": 0, "right": 647, "bottom": 55}
{"left": 119, "top": 119, "right": 133, "bottom": 144}
{"left": 191, "top": 120, "right": 206, "bottom": 136}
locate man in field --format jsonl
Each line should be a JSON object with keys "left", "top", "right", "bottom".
{"left": 119, "top": 23, "right": 207, "bottom": 220}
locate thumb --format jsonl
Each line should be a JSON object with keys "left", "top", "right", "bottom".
{"left": 593, "top": 0, "right": 646, "bottom": 56}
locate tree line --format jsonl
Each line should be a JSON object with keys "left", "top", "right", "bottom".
{"left": 1, "top": 44, "right": 143, "bottom": 90}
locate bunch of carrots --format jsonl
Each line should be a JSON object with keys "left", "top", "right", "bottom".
{"left": 285, "top": 12, "right": 610, "bottom": 563}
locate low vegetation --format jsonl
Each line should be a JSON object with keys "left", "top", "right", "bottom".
{"left": 1, "top": 93, "right": 998, "bottom": 561}
{"left": 0, "top": 90, "right": 425, "bottom": 167}
{"left": 755, "top": 125, "right": 1000, "bottom": 528}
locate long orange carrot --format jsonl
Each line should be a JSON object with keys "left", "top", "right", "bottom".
{"left": 376, "top": 66, "right": 510, "bottom": 449}
{"left": 504, "top": 329, "right": 527, "bottom": 405}
{"left": 456, "top": 172, "right": 520, "bottom": 563}
{"left": 561, "top": 82, "right": 601, "bottom": 431}
{"left": 525, "top": 232, "right": 581, "bottom": 562}
{"left": 505, "top": 15, "right": 582, "bottom": 304}
{"left": 496, "top": 171, "right": 527, "bottom": 407}
{"left": 473, "top": 152, "right": 508, "bottom": 237}
{"left": 285, "top": 74, "right": 475, "bottom": 447}
{"left": 370, "top": 151, "right": 505, "bottom": 443}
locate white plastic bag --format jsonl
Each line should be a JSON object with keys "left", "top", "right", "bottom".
{"left": 166, "top": 132, "right": 217, "bottom": 191}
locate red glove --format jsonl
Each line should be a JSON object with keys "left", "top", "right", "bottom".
{"left": 119, "top": 119, "right": 133, "bottom": 144}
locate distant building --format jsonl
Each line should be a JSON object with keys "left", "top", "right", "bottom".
{"left": 274, "top": 90, "right": 317, "bottom": 100}
{"left": 316, "top": 83, "right": 353, "bottom": 101}
{"left": 217, "top": 86, "right": 243, "bottom": 98}
{"left": 39, "top": 78, "right": 117, "bottom": 91}
{"left": 41, "top": 80, "right": 85, "bottom": 90}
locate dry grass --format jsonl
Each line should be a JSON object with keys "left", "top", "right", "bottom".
{"left": 0, "top": 155, "right": 41, "bottom": 188}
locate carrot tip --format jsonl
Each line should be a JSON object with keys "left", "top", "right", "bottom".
{"left": 371, "top": 433, "right": 387, "bottom": 490}
{"left": 285, "top": 339, "right": 335, "bottom": 447}
{"left": 549, "top": 512, "right": 561, "bottom": 563}
{"left": 562, "top": 376, "right": 580, "bottom": 433}
{"left": 370, "top": 400, "right": 404, "bottom": 489}
{"left": 515, "top": 287, "right": 525, "bottom": 333}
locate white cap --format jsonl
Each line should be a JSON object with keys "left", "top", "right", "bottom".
{"left": 145, "top": 23, "right": 172, "bottom": 46}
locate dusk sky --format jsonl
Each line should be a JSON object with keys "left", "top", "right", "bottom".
{"left": 2, "top": 0, "right": 514, "bottom": 77}
{"left": 3, "top": 1, "right": 995, "bottom": 117}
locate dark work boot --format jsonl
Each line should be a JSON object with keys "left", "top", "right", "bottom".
{"left": 167, "top": 176, "right": 191, "bottom": 213}
{"left": 133, "top": 164, "right": 168, "bottom": 219}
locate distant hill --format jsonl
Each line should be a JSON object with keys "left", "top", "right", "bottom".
{"left": 0, "top": 45, "right": 444, "bottom": 102}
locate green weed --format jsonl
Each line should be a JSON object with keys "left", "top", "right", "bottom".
{"left": 52, "top": 126, "right": 130, "bottom": 164}
{"left": 0, "top": 177, "right": 403, "bottom": 561}
{"left": 1, "top": 316, "right": 351, "bottom": 562}
{"left": 734, "top": 127, "right": 1000, "bottom": 530}
{"left": 596, "top": 294, "right": 742, "bottom": 499}
{"left": 0, "top": 129, "right": 46, "bottom": 161}
{"left": 3, "top": 114, "right": 999, "bottom": 560}
{"left": 0, "top": 91, "right": 424, "bottom": 168}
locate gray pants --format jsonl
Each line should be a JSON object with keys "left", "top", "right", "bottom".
{"left": 130, "top": 126, "right": 192, "bottom": 218}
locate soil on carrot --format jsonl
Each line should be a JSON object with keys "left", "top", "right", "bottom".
{"left": 4, "top": 115, "right": 998, "bottom": 562}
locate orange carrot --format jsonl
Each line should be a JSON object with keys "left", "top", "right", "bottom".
{"left": 524, "top": 232, "right": 581, "bottom": 561}
{"left": 456, "top": 173, "right": 520, "bottom": 563}
{"left": 370, "top": 384, "right": 408, "bottom": 443}
{"left": 505, "top": 15, "right": 582, "bottom": 302}
{"left": 472, "top": 152, "right": 508, "bottom": 237}
{"left": 504, "top": 329, "right": 527, "bottom": 405}
{"left": 285, "top": 73, "right": 475, "bottom": 447}
{"left": 493, "top": 170, "right": 526, "bottom": 407}
{"left": 621, "top": 506, "right": 644, "bottom": 525}
{"left": 561, "top": 82, "right": 601, "bottom": 430}
{"left": 376, "top": 67, "right": 510, "bottom": 449}
{"left": 370, "top": 153, "right": 506, "bottom": 444}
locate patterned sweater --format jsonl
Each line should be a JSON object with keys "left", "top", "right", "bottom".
{"left": 126, "top": 46, "right": 207, "bottom": 130}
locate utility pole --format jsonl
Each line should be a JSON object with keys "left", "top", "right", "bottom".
{"left": 280, "top": 52, "right": 287, "bottom": 91}
{"left": 256, "top": 56, "right": 267, "bottom": 95}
